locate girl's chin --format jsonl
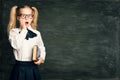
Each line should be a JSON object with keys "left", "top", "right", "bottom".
{"left": 25, "top": 24, "right": 29, "bottom": 26}
{"left": 25, "top": 24, "right": 30, "bottom": 27}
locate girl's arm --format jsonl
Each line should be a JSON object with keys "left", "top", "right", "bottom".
{"left": 9, "top": 28, "right": 28, "bottom": 50}
{"left": 34, "top": 32, "right": 46, "bottom": 65}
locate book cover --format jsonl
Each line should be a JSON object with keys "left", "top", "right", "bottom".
{"left": 32, "top": 45, "right": 40, "bottom": 61}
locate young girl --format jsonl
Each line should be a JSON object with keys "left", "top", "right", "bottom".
{"left": 7, "top": 5, "right": 46, "bottom": 80}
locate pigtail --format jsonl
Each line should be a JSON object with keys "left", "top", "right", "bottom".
{"left": 31, "top": 7, "right": 38, "bottom": 30}
{"left": 7, "top": 6, "right": 18, "bottom": 33}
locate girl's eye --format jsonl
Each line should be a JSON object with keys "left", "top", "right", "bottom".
{"left": 20, "top": 14, "right": 33, "bottom": 19}
{"left": 21, "top": 14, "right": 26, "bottom": 18}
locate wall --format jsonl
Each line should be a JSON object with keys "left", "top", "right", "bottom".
{"left": 0, "top": 0, "right": 120, "bottom": 80}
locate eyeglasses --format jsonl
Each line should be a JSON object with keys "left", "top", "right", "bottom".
{"left": 18, "top": 14, "right": 33, "bottom": 19}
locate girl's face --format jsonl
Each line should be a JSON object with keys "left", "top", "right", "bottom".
{"left": 17, "top": 7, "right": 33, "bottom": 28}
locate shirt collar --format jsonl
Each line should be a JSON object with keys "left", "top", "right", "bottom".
{"left": 27, "top": 26, "right": 32, "bottom": 30}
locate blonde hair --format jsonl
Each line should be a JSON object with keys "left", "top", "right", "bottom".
{"left": 7, "top": 5, "right": 39, "bottom": 33}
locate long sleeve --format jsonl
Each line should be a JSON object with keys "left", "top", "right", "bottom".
{"left": 8, "top": 27, "right": 46, "bottom": 62}
{"left": 9, "top": 28, "right": 28, "bottom": 50}
{"left": 37, "top": 32, "right": 46, "bottom": 63}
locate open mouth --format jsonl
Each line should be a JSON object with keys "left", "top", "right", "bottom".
{"left": 25, "top": 22, "right": 28, "bottom": 24}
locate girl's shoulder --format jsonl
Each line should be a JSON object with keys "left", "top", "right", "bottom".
{"left": 10, "top": 28, "right": 21, "bottom": 33}
{"left": 28, "top": 26, "right": 42, "bottom": 36}
{"left": 34, "top": 29, "right": 41, "bottom": 36}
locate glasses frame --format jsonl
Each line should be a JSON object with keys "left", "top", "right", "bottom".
{"left": 18, "top": 14, "right": 34, "bottom": 19}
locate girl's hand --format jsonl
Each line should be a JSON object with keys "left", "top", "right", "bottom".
{"left": 20, "top": 20, "right": 27, "bottom": 29}
{"left": 34, "top": 57, "right": 44, "bottom": 65}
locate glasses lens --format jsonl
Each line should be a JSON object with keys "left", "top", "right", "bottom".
{"left": 21, "top": 14, "right": 26, "bottom": 18}
{"left": 27, "top": 14, "right": 33, "bottom": 18}
{"left": 20, "top": 14, "right": 33, "bottom": 19}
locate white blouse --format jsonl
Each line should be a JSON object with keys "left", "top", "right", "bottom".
{"left": 9, "top": 26, "right": 46, "bottom": 62}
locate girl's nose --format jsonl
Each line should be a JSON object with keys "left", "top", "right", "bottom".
{"left": 24, "top": 15, "right": 30, "bottom": 19}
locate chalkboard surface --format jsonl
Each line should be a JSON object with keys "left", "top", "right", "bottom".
{"left": 0, "top": 0, "right": 120, "bottom": 80}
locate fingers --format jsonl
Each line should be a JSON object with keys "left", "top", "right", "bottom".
{"left": 34, "top": 58, "right": 44, "bottom": 65}
{"left": 20, "top": 20, "right": 27, "bottom": 29}
{"left": 34, "top": 60, "right": 41, "bottom": 65}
